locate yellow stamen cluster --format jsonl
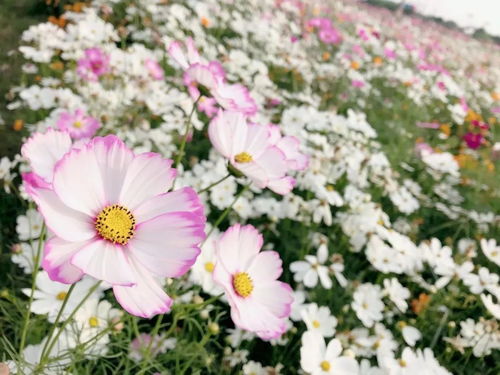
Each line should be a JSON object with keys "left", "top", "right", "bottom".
{"left": 232, "top": 272, "right": 253, "bottom": 298}
{"left": 234, "top": 152, "right": 253, "bottom": 163}
{"left": 89, "top": 316, "right": 99, "bottom": 327}
{"left": 204, "top": 262, "right": 215, "bottom": 273}
{"left": 56, "top": 291, "right": 67, "bottom": 301}
{"left": 73, "top": 121, "right": 83, "bottom": 128}
{"left": 320, "top": 360, "right": 331, "bottom": 371}
{"left": 312, "top": 320, "right": 321, "bottom": 328}
{"left": 95, "top": 204, "right": 136, "bottom": 245}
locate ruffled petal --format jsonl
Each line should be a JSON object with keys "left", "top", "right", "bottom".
{"left": 43, "top": 236, "right": 90, "bottom": 284}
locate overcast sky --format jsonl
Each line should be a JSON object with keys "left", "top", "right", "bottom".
{"left": 387, "top": 0, "right": 500, "bottom": 36}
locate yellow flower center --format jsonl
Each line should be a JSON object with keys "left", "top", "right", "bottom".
{"left": 232, "top": 272, "right": 253, "bottom": 298}
{"left": 234, "top": 152, "right": 253, "bottom": 163}
{"left": 312, "top": 320, "right": 321, "bottom": 328}
{"left": 399, "top": 359, "right": 407, "bottom": 367}
{"left": 320, "top": 360, "right": 331, "bottom": 371}
{"left": 89, "top": 316, "right": 99, "bottom": 327}
{"left": 95, "top": 204, "right": 136, "bottom": 245}
{"left": 56, "top": 291, "right": 67, "bottom": 300}
{"left": 204, "top": 262, "right": 215, "bottom": 273}
{"left": 73, "top": 120, "right": 83, "bottom": 128}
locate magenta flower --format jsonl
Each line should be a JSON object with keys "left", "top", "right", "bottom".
{"left": 24, "top": 135, "right": 206, "bottom": 318}
{"left": 57, "top": 109, "right": 100, "bottom": 139}
{"left": 463, "top": 132, "right": 483, "bottom": 150}
{"left": 213, "top": 224, "right": 293, "bottom": 340}
{"left": 351, "top": 80, "right": 365, "bottom": 88}
{"left": 77, "top": 47, "right": 110, "bottom": 81}
{"left": 208, "top": 110, "right": 296, "bottom": 195}
{"left": 145, "top": 58, "right": 165, "bottom": 81}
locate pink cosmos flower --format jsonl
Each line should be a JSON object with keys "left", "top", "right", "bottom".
{"left": 351, "top": 80, "right": 365, "bottom": 88}
{"left": 169, "top": 40, "right": 258, "bottom": 116}
{"left": 21, "top": 128, "right": 72, "bottom": 190}
{"left": 416, "top": 122, "right": 440, "bottom": 129}
{"left": 208, "top": 110, "right": 296, "bottom": 195}
{"left": 57, "top": 109, "right": 100, "bottom": 140}
{"left": 463, "top": 132, "right": 483, "bottom": 150}
{"left": 24, "top": 135, "right": 206, "bottom": 318}
{"left": 267, "top": 125, "right": 309, "bottom": 171}
{"left": 77, "top": 47, "right": 110, "bottom": 82}
{"left": 145, "top": 58, "right": 165, "bottom": 81}
{"left": 197, "top": 96, "right": 218, "bottom": 118}
{"left": 212, "top": 224, "right": 293, "bottom": 339}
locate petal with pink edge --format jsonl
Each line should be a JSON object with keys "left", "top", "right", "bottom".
{"left": 255, "top": 146, "right": 288, "bottom": 179}
{"left": 21, "top": 129, "right": 72, "bottom": 183}
{"left": 91, "top": 135, "right": 134, "bottom": 204}
{"left": 133, "top": 187, "right": 205, "bottom": 223}
{"left": 267, "top": 176, "right": 296, "bottom": 195}
{"left": 129, "top": 212, "right": 204, "bottom": 278}
{"left": 113, "top": 259, "right": 173, "bottom": 318}
{"left": 168, "top": 41, "right": 189, "bottom": 70}
{"left": 71, "top": 239, "right": 136, "bottom": 286}
{"left": 208, "top": 110, "right": 248, "bottom": 159}
{"left": 119, "top": 153, "right": 176, "bottom": 210}
{"left": 251, "top": 282, "right": 293, "bottom": 319}
{"left": 52, "top": 145, "right": 106, "bottom": 216}
{"left": 25, "top": 185, "right": 95, "bottom": 242}
{"left": 43, "top": 236, "right": 89, "bottom": 284}
{"left": 247, "top": 251, "right": 283, "bottom": 282}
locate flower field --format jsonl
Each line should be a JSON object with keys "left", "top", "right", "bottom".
{"left": 0, "top": 0, "right": 499, "bottom": 374}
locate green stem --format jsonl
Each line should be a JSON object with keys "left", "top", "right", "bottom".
{"left": 37, "top": 281, "right": 102, "bottom": 371}
{"left": 204, "top": 184, "right": 250, "bottom": 242}
{"left": 18, "top": 224, "right": 46, "bottom": 354}
{"left": 197, "top": 173, "right": 231, "bottom": 194}
{"left": 39, "top": 283, "right": 76, "bottom": 360}
{"left": 174, "top": 95, "right": 201, "bottom": 169}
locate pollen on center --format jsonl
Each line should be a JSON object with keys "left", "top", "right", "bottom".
{"left": 234, "top": 152, "right": 253, "bottom": 163}
{"left": 232, "top": 272, "right": 254, "bottom": 298}
{"left": 204, "top": 261, "right": 215, "bottom": 273}
{"left": 320, "top": 360, "right": 331, "bottom": 371}
{"left": 95, "top": 204, "right": 136, "bottom": 245}
{"left": 73, "top": 120, "right": 83, "bottom": 128}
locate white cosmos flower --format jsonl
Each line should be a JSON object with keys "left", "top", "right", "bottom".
{"left": 290, "top": 243, "right": 332, "bottom": 289}
{"left": 16, "top": 209, "right": 44, "bottom": 241}
{"left": 480, "top": 238, "right": 500, "bottom": 267}
{"left": 383, "top": 278, "right": 410, "bottom": 313}
{"left": 301, "top": 303, "right": 338, "bottom": 338}
{"left": 401, "top": 325, "right": 422, "bottom": 347}
{"left": 352, "top": 283, "right": 384, "bottom": 328}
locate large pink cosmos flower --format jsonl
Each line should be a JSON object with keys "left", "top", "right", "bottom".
{"left": 77, "top": 47, "right": 110, "bottom": 82}
{"left": 57, "top": 109, "right": 100, "bottom": 140}
{"left": 212, "top": 224, "right": 293, "bottom": 340}
{"left": 208, "top": 110, "right": 296, "bottom": 195}
{"left": 168, "top": 39, "right": 258, "bottom": 116}
{"left": 24, "top": 135, "right": 206, "bottom": 318}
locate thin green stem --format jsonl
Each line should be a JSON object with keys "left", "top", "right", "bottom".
{"left": 18, "top": 224, "right": 46, "bottom": 354}
{"left": 37, "top": 281, "right": 102, "bottom": 371}
{"left": 39, "top": 283, "right": 76, "bottom": 360}
{"left": 204, "top": 184, "right": 250, "bottom": 243}
{"left": 174, "top": 95, "right": 201, "bottom": 169}
{"left": 197, "top": 173, "right": 231, "bottom": 194}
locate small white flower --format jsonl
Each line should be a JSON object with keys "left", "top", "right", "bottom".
{"left": 301, "top": 303, "right": 338, "bottom": 338}
{"left": 352, "top": 284, "right": 384, "bottom": 328}
{"left": 16, "top": 209, "right": 44, "bottom": 241}
{"left": 290, "top": 243, "right": 332, "bottom": 289}
{"left": 480, "top": 238, "right": 500, "bottom": 267}
{"left": 383, "top": 278, "right": 410, "bottom": 313}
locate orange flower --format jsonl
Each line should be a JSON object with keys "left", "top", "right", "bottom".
{"left": 64, "top": 2, "right": 86, "bottom": 12}
{"left": 201, "top": 17, "right": 210, "bottom": 28}
{"left": 439, "top": 124, "right": 451, "bottom": 136}
{"left": 322, "top": 52, "right": 330, "bottom": 61}
{"left": 373, "top": 56, "right": 383, "bottom": 65}
{"left": 13, "top": 119, "right": 24, "bottom": 131}
{"left": 411, "top": 293, "right": 430, "bottom": 315}
{"left": 50, "top": 61, "right": 64, "bottom": 71}
{"left": 491, "top": 92, "right": 500, "bottom": 101}
{"left": 403, "top": 81, "right": 412, "bottom": 87}
{"left": 48, "top": 16, "right": 67, "bottom": 28}
{"left": 350, "top": 61, "right": 360, "bottom": 70}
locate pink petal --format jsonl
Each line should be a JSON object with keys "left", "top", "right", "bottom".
{"left": 252, "top": 281, "right": 293, "bottom": 319}
{"left": 71, "top": 239, "right": 136, "bottom": 286}
{"left": 216, "top": 224, "right": 263, "bottom": 273}
{"left": 21, "top": 129, "right": 72, "bottom": 183}
{"left": 25, "top": 185, "right": 95, "bottom": 242}
{"left": 52, "top": 145, "right": 106, "bottom": 216}
{"left": 208, "top": 110, "right": 248, "bottom": 159}
{"left": 43, "top": 236, "right": 89, "bottom": 284}
{"left": 168, "top": 41, "right": 189, "bottom": 70}
{"left": 247, "top": 251, "right": 283, "bottom": 282}
{"left": 119, "top": 153, "right": 176, "bottom": 210}
{"left": 242, "top": 123, "right": 270, "bottom": 160}
{"left": 113, "top": 259, "right": 173, "bottom": 318}
{"left": 91, "top": 135, "right": 134, "bottom": 203}
{"left": 133, "top": 187, "right": 205, "bottom": 223}
{"left": 267, "top": 176, "right": 296, "bottom": 195}
{"left": 128, "top": 212, "right": 204, "bottom": 278}
{"left": 255, "top": 146, "right": 288, "bottom": 179}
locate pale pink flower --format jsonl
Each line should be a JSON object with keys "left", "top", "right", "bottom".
{"left": 208, "top": 110, "right": 296, "bottom": 195}
{"left": 213, "top": 224, "right": 293, "bottom": 339}
{"left": 267, "top": 125, "right": 309, "bottom": 171}
{"left": 25, "top": 135, "right": 206, "bottom": 318}
{"left": 21, "top": 128, "right": 72, "bottom": 189}
{"left": 145, "top": 58, "right": 164, "bottom": 81}
{"left": 57, "top": 109, "right": 100, "bottom": 140}
{"left": 77, "top": 47, "right": 110, "bottom": 81}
